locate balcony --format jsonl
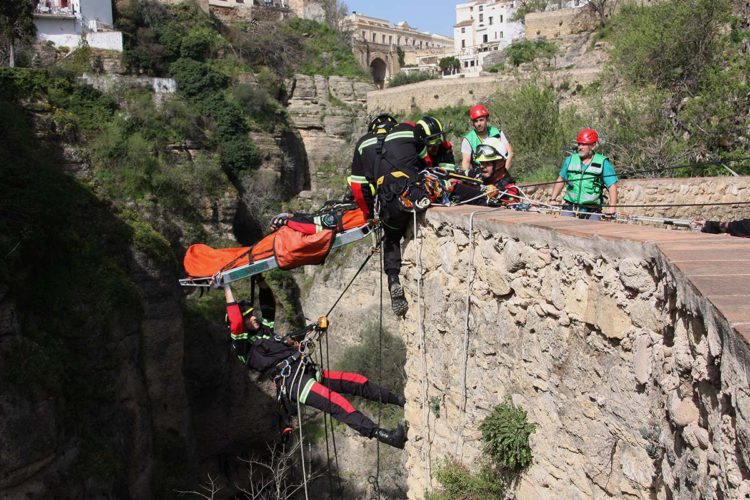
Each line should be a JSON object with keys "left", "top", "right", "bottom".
{"left": 33, "top": 5, "right": 76, "bottom": 19}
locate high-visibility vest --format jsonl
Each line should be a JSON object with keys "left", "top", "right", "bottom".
{"left": 465, "top": 127, "right": 503, "bottom": 166}
{"left": 564, "top": 153, "right": 608, "bottom": 205}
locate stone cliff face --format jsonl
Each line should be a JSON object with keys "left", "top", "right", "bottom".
{"left": 398, "top": 207, "right": 750, "bottom": 499}
{"left": 285, "top": 74, "right": 375, "bottom": 201}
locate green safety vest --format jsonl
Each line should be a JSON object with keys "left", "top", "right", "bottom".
{"left": 564, "top": 153, "right": 608, "bottom": 205}
{"left": 465, "top": 127, "right": 503, "bottom": 166}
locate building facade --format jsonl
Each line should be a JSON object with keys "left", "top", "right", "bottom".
{"left": 346, "top": 12, "right": 453, "bottom": 85}
{"left": 453, "top": 0, "right": 525, "bottom": 76}
{"left": 33, "top": 0, "right": 123, "bottom": 51}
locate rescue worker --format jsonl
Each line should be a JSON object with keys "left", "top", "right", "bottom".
{"left": 451, "top": 137, "right": 519, "bottom": 206}
{"left": 347, "top": 114, "right": 399, "bottom": 219}
{"left": 550, "top": 128, "right": 619, "bottom": 220}
{"left": 419, "top": 115, "right": 456, "bottom": 168}
{"left": 223, "top": 277, "right": 407, "bottom": 449}
{"left": 460, "top": 104, "right": 513, "bottom": 173}
{"left": 377, "top": 117, "right": 436, "bottom": 317}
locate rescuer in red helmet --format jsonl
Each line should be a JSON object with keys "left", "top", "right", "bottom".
{"left": 550, "top": 128, "right": 619, "bottom": 220}
{"left": 460, "top": 104, "right": 513, "bottom": 173}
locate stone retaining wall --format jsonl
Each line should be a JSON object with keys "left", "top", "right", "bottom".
{"left": 399, "top": 207, "right": 750, "bottom": 498}
{"left": 528, "top": 176, "right": 750, "bottom": 221}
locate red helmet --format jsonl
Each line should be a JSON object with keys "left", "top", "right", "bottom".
{"left": 469, "top": 104, "right": 490, "bottom": 121}
{"left": 577, "top": 128, "right": 599, "bottom": 144}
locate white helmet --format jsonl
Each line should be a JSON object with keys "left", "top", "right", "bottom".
{"left": 474, "top": 137, "right": 508, "bottom": 162}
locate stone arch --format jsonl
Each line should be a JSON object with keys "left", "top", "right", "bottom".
{"left": 370, "top": 57, "right": 388, "bottom": 89}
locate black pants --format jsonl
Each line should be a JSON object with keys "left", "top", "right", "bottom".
{"left": 281, "top": 366, "right": 398, "bottom": 436}
{"left": 382, "top": 211, "right": 411, "bottom": 277}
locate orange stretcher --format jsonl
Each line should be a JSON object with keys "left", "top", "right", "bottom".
{"left": 179, "top": 208, "right": 376, "bottom": 288}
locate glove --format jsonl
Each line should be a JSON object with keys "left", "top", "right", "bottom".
{"left": 483, "top": 184, "right": 500, "bottom": 199}
{"left": 269, "top": 213, "right": 291, "bottom": 231}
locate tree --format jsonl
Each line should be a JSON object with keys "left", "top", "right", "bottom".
{"left": 439, "top": 56, "right": 460, "bottom": 75}
{"left": 0, "top": 0, "right": 36, "bottom": 67}
{"left": 585, "top": 0, "right": 619, "bottom": 27}
{"left": 511, "top": 0, "right": 550, "bottom": 23}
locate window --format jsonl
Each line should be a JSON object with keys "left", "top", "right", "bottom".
{"left": 470, "top": 60, "right": 475, "bottom": 67}
{"left": 478, "top": 5, "right": 483, "bottom": 11}
{"left": 389, "top": 35, "right": 392, "bottom": 44}
{"left": 479, "top": 13, "right": 483, "bottom": 22}
{"left": 500, "top": 31, "right": 503, "bottom": 38}
{"left": 461, "top": 27, "right": 465, "bottom": 33}
{"left": 489, "top": 16, "right": 493, "bottom": 25}
{"left": 483, "top": 34, "right": 488, "bottom": 43}
{"left": 461, "top": 39, "right": 466, "bottom": 48}
{"left": 464, "top": 61, "right": 469, "bottom": 68}
{"left": 362, "top": 30, "right": 365, "bottom": 38}
{"left": 372, "top": 33, "right": 376, "bottom": 42}
{"left": 382, "top": 34, "right": 386, "bottom": 43}
{"left": 500, "top": 15, "right": 503, "bottom": 23}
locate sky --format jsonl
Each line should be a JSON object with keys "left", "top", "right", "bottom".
{"left": 342, "top": 0, "right": 459, "bottom": 37}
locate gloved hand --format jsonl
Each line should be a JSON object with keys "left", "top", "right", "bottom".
{"left": 483, "top": 184, "right": 500, "bottom": 199}
{"left": 269, "top": 213, "right": 292, "bottom": 231}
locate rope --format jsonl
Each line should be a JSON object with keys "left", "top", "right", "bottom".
{"left": 413, "top": 210, "right": 433, "bottom": 488}
{"left": 291, "top": 359, "right": 309, "bottom": 500}
{"left": 325, "top": 236, "right": 383, "bottom": 318}
{"left": 322, "top": 325, "right": 343, "bottom": 496}
{"left": 366, "top": 231, "right": 385, "bottom": 500}
{"left": 454, "top": 207, "right": 505, "bottom": 459}
{"left": 516, "top": 158, "right": 750, "bottom": 191}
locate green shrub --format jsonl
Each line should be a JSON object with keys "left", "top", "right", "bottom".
{"left": 388, "top": 71, "right": 437, "bottom": 88}
{"left": 427, "top": 459, "right": 506, "bottom": 500}
{"left": 610, "top": 0, "right": 731, "bottom": 91}
{"left": 481, "top": 399, "right": 535, "bottom": 471}
{"left": 170, "top": 57, "right": 228, "bottom": 97}
{"left": 233, "top": 83, "right": 285, "bottom": 130}
{"left": 504, "top": 39, "right": 558, "bottom": 67}
{"left": 219, "top": 136, "right": 261, "bottom": 177}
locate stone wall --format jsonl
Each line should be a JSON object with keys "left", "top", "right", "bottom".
{"left": 366, "top": 69, "right": 599, "bottom": 115}
{"left": 528, "top": 176, "right": 750, "bottom": 221}
{"left": 398, "top": 207, "right": 750, "bottom": 498}
{"left": 525, "top": 8, "right": 584, "bottom": 39}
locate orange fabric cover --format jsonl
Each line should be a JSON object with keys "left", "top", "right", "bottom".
{"left": 273, "top": 226, "right": 335, "bottom": 270}
{"left": 183, "top": 244, "right": 251, "bottom": 278}
{"left": 182, "top": 208, "right": 368, "bottom": 277}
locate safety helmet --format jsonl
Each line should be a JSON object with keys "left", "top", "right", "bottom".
{"left": 469, "top": 104, "right": 490, "bottom": 121}
{"left": 474, "top": 137, "right": 508, "bottom": 162}
{"left": 225, "top": 299, "right": 255, "bottom": 323}
{"left": 577, "top": 128, "right": 599, "bottom": 145}
{"left": 368, "top": 114, "right": 398, "bottom": 134}
{"left": 416, "top": 115, "right": 445, "bottom": 146}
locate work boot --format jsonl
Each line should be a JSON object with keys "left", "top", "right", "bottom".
{"left": 387, "top": 393, "right": 406, "bottom": 407}
{"left": 371, "top": 422, "right": 407, "bottom": 449}
{"left": 388, "top": 274, "right": 408, "bottom": 317}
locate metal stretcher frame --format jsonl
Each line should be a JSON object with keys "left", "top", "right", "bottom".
{"left": 179, "top": 221, "right": 377, "bottom": 288}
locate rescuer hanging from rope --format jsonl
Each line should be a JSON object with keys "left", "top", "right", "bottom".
{"left": 362, "top": 117, "right": 431, "bottom": 316}
{"left": 223, "top": 276, "right": 407, "bottom": 449}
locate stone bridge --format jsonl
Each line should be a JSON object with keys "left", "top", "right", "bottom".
{"left": 396, "top": 179, "right": 750, "bottom": 498}
{"left": 351, "top": 40, "right": 401, "bottom": 89}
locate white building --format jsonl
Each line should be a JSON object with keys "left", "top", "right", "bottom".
{"left": 453, "top": 0, "right": 525, "bottom": 76}
{"left": 33, "top": 0, "right": 123, "bottom": 52}
{"left": 453, "top": 0, "right": 588, "bottom": 75}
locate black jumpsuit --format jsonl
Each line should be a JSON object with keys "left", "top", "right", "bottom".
{"left": 226, "top": 287, "right": 401, "bottom": 436}
{"left": 377, "top": 123, "right": 429, "bottom": 277}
